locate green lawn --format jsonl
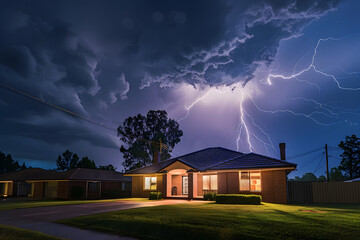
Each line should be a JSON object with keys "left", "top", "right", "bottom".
{"left": 57, "top": 203, "right": 360, "bottom": 240}
{"left": 0, "top": 198, "right": 149, "bottom": 211}
{"left": 0, "top": 224, "right": 62, "bottom": 240}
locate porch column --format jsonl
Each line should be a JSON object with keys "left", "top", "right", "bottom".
{"left": 188, "top": 173, "right": 193, "bottom": 200}
{"left": 162, "top": 173, "right": 167, "bottom": 197}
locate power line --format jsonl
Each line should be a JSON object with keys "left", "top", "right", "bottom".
{"left": 313, "top": 152, "right": 325, "bottom": 174}
{"left": 0, "top": 82, "right": 117, "bottom": 132}
{"left": 0, "top": 82, "right": 171, "bottom": 150}
{"left": 329, "top": 155, "right": 342, "bottom": 160}
{"left": 287, "top": 147, "right": 323, "bottom": 160}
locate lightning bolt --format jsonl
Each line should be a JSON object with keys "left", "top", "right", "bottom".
{"left": 178, "top": 91, "right": 210, "bottom": 122}
{"left": 176, "top": 37, "right": 359, "bottom": 157}
{"left": 267, "top": 37, "right": 360, "bottom": 91}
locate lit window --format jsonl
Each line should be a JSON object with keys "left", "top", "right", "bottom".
{"left": 240, "top": 172, "right": 261, "bottom": 192}
{"left": 240, "top": 172, "right": 250, "bottom": 191}
{"left": 203, "top": 175, "right": 217, "bottom": 191}
{"left": 250, "top": 172, "right": 261, "bottom": 191}
{"left": 144, "top": 176, "right": 157, "bottom": 190}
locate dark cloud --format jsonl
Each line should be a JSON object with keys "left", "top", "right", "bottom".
{"left": 0, "top": 0, "right": 343, "bottom": 168}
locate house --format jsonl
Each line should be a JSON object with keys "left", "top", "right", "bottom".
{"left": 124, "top": 145, "right": 297, "bottom": 203}
{"left": 0, "top": 168, "right": 50, "bottom": 197}
{"left": 0, "top": 168, "right": 132, "bottom": 200}
{"left": 345, "top": 177, "right": 360, "bottom": 182}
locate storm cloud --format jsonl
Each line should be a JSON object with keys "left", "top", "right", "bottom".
{"left": 0, "top": 0, "right": 346, "bottom": 169}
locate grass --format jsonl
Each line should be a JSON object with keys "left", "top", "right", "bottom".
{"left": 57, "top": 202, "right": 360, "bottom": 240}
{"left": 0, "top": 198, "right": 149, "bottom": 211}
{"left": 0, "top": 224, "right": 62, "bottom": 240}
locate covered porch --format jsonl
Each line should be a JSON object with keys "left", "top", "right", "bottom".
{"left": 162, "top": 169, "right": 209, "bottom": 200}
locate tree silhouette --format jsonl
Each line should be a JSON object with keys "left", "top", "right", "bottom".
{"left": 77, "top": 156, "right": 96, "bottom": 169}
{"left": 98, "top": 164, "right": 116, "bottom": 171}
{"left": 0, "top": 151, "right": 24, "bottom": 173}
{"left": 338, "top": 135, "right": 360, "bottom": 179}
{"left": 56, "top": 150, "right": 79, "bottom": 171}
{"left": 117, "top": 110, "right": 183, "bottom": 171}
{"left": 329, "top": 167, "right": 345, "bottom": 182}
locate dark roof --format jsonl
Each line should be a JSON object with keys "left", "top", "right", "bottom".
{"left": 0, "top": 168, "right": 131, "bottom": 182}
{"left": 207, "top": 153, "right": 297, "bottom": 170}
{"left": 0, "top": 168, "right": 51, "bottom": 181}
{"left": 126, "top": 147, "right": 296, "bottom": 174}
{"left": 33, "top": 168, "right": 131, "bottom": 181}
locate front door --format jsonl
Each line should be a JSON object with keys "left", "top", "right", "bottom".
{"left": 182, "top": 176, "right": 188, "bottom": 195}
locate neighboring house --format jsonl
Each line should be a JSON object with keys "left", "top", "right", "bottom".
{"left": 0, "top": 168, "right": 132, "bottom": 200}
{"left": 345, "top": 177, "right": 360, "bottom": 182}
{"left": 0, "top": 168, "right": 50, "bottom": 197}
{"left": 124, "top": 146, "right": 297, "bottom": 203}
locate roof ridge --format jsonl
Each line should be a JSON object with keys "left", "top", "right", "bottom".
{"left": 125, "top": 158, "right": 175, "bottom": 173}
{"left": 204, "top": 153, "right": 248, "bottom": 170}
{"left": 171, "top": 146, "right": 243, "bottom": 159}
{"left": 248, "top": 152, "right": 297, "bottom": 165}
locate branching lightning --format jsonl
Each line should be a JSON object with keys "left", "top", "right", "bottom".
{"left": 177, "top": 37, "right": 359, "bottom": 157}
{"left": 178, "top": 91, "right": 210, "bottom": 122}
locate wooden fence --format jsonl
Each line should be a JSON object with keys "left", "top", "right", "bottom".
{"left": 288, "top": 181, "right": 360, "bottom": 204}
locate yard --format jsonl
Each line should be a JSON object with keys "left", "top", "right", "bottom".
{"left": 0, "top": 198, "right": 148, "bottom": 211}
{"left": 57, "top": 202, "right": 360, "bottom": 240}
{"left": 0, "top": 224, "right": 62, "bottom": 240}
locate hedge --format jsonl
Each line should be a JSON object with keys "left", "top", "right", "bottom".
{"left": 149, "top": 191, "right": 162, "bottom": 200}
{"left": 215, "top": 194, "right": 261, "bottom": 204}
{"left": 203, "top": 192, "right": 216, "bottom": 201}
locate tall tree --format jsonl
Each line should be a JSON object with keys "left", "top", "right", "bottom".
{"left": 301, "top": 172, "right": 318, "bottom": 181}
{"left": 77, "top": 156, "right": 96, "bottom": 169}
{"left": 98, "top": 164, "right": 116, "bottom": 171}
{"left": 0, "top": 151, "right": 23, "bottom": 173}
{"left": 56, "top": 150, "right": 79, "bottom": 171}
{"left": 338, "top": 135, "right": 360, "bottom": 179}
{"left": 117, "top": 110, "right": 183, "bottom": 171}
{"left": 329, "top": 167, "right": 345, "bottom": 182}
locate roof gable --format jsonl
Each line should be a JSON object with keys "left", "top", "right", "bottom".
{"left": 207, "top": 153, "right": 297, "bottom": 170}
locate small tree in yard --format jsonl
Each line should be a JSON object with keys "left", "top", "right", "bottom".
{"left": 338, "top": 135, "right": 360, "bottom": 180}
{"left": 117, "top": 110, "right": 183, "bottom": 171}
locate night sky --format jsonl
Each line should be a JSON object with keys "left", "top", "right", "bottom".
{"left": 1, "top": 0, "right": 359, "bottom": 178}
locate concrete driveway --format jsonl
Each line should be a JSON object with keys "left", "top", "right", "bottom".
{"left": 0, "top": 199, "right": 204, "bottom": 240}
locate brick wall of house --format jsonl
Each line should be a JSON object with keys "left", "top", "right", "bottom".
{"left": 57, "top": 181, "right": 69, "bottom": 199}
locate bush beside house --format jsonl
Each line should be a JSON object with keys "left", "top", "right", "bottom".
{"left": 203, "top": 192, "right": 216, "bottom": 201}
{"left": 215, "top": 194, "right": 261, "bottom": 204}
{"left": 149, "top": 191, "right": 162, "bottom": 200}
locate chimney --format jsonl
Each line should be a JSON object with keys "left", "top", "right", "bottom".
{"left": 279, "top": 143, "right": 286, "bottom": 161}
{"left": 153, "top": 151, "right": 161, "bottom": 164}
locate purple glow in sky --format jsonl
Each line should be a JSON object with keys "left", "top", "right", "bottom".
{"left": 0, "top": 0, "right": 359, "bottom": 178}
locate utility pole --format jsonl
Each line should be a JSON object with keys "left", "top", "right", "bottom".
{"left": 325, "top": 144, "right": 329, "bottom": 182}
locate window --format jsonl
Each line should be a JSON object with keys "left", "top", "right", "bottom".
{"left": 122, "top": 182, "right": 131, "bottom": 191}
{"left": 250, "top": 172, "right": 261, "bottom": 191}
{"left": 240, "top": 171, "right": 261, "bottom": 192}
{"left": 144, "top": 176, "right": 157, "bottom": 190}
{"left": 88, "top": 182, "right": 100, "bottom": 192}
{"left": 240, "top": 172, "right": 250, "bottom": 191}
{"left": 203, "top": 175, "right": 217, "bottom": 190}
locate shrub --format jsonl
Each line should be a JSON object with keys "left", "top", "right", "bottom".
{"left": 70, "top": 186, "right": 84, "bottom": 199}
{"left": 149, "top": 191, "right": 162, "bottom": 200}
{"left": 203, "top": 192, "right": 216, "bottom": 201}
{"left": 215, "top": 194, "right": 261, "bottom": 205}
